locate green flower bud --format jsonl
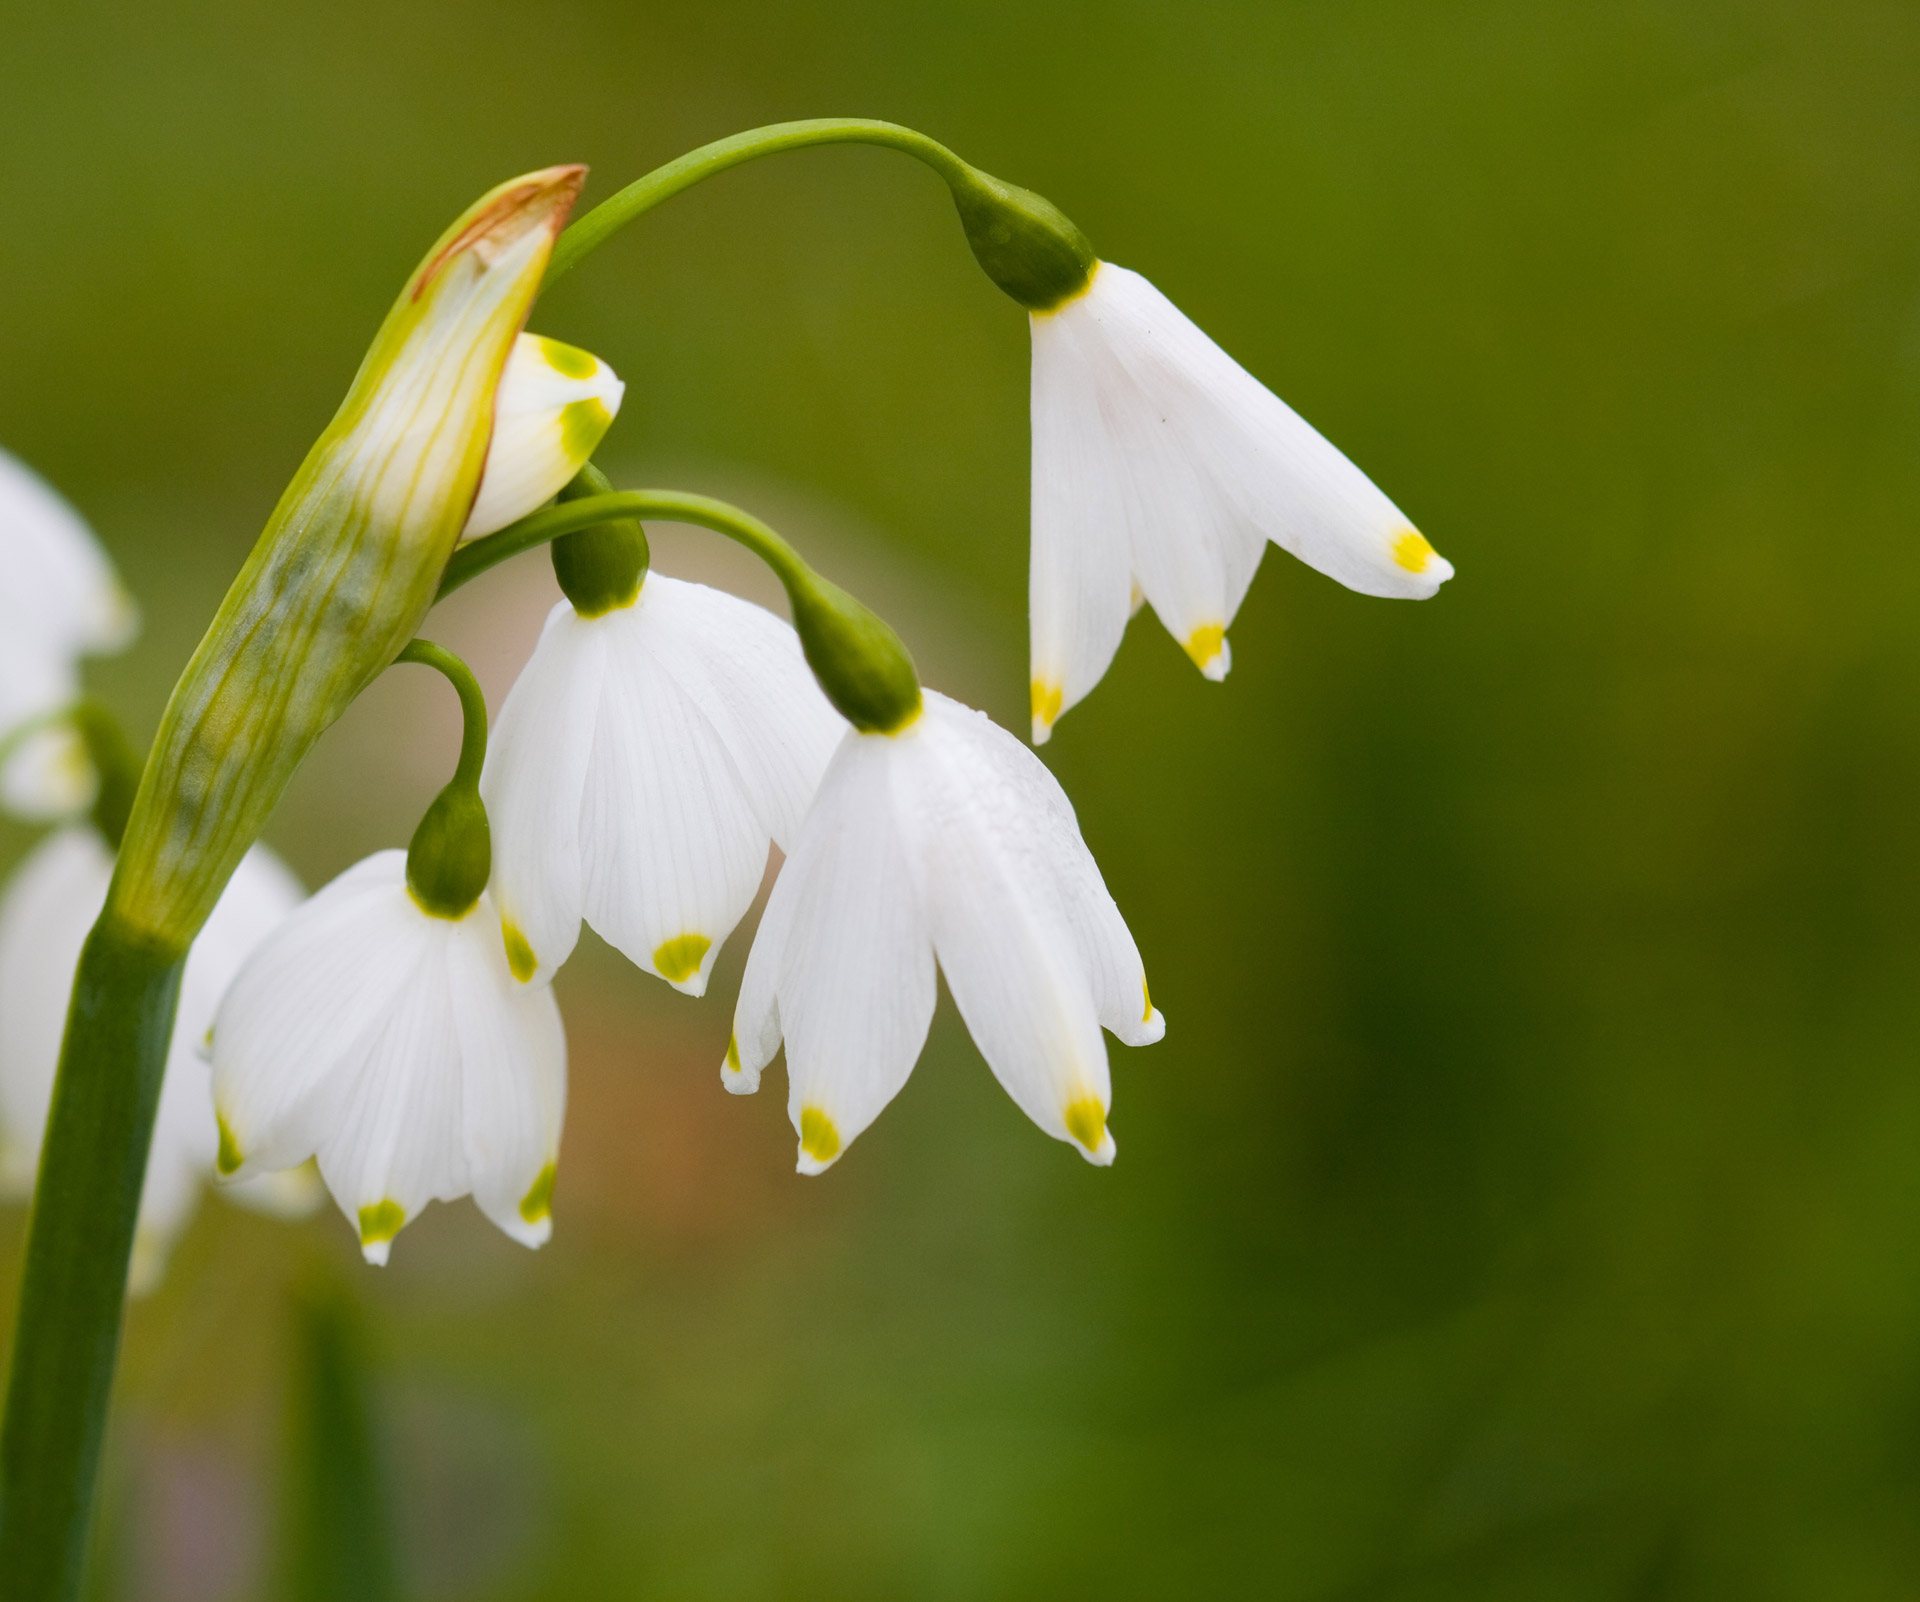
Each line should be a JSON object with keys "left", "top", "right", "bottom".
{"left": 396, "top": 637, "right": 491, "bottom": 919}
{"left": 550, "top": 464, "right": 648, "bottom": 617}
{"left": 787, "top": 572, "right": 922, "bottom": 734}
{"left": 406, "top": 781, "right": 491, "bottom": 918}
{"left": 947, "top": 168, "right": 1097, "bottom": 313}
{"left": 110, "top": 166, "right": 584, "bottom": 952}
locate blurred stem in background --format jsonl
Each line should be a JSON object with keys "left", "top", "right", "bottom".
{"left": 282, "top": 1282, "right": 400, "bottom": 1602}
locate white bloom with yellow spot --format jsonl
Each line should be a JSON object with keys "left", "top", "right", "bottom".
{"left": 482, "top": 575, "right": 847, "bottom": 993}
{"left": 726, "top": 689, "right": 1163, "bottom": 1172}
{"left": 0, "top": 449, "right": 138, "bottom": 818}
{"left": 0, "top": 829, "right": 316, "bottom": 1293}
{"left": 1028, "top": 261, "right": 1453, "bottom": 742}
{"left": 460, "top": 333, "right": 624, "bottom": 541}
{"left": 210, "top": 849, "right": 565, "bottom": 1265}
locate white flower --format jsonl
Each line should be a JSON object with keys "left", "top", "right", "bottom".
{"left": 482, "top": 574, "right": 847, "bottom": 993}
{"left": 1027, "top": 261, "right": 1454, "bottom": 741}
{"left": 0, "top": 449, "right": 138, "bottom": 817}
{"left": 726, "top": 689, "right": 1163, "bottom": 1172}
{"left": 210, "top": 850, "right": 565, "bottom": 1265}
{"left": 460, "top": 333, "right": 624, "bottom": 541}
{"left": 0, "top": 829, "right": 315, "bottom": 1293}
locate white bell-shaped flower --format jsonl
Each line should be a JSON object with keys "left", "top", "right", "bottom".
{"left": 727, "top": 689, "right": 1163, "bottom": 1172}
{"left": 1027, "top": 262, "right": 1453, "bottom": 742}
{"left": 0, "top": 829, "right": 316, "bottom": 1293}
{"left": 459, "top": 333, "right": 624, "bottom": 541}
{"left": 210, "top": 850, "right": 565, "bottom": 1265}
{"left": 482, "top": 574, "right": 847, "bottom": 993}
{"left": 0, "top": 449, "right": 138, "bottom": 816}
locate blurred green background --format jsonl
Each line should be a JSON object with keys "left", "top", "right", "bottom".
{"left": 7, "top": 0, "right": 1920, "bottom": 1595}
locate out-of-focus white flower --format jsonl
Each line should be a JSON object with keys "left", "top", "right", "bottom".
{"left": 0, "top": 449, "right": 138, "bottom": 817}
{"left": 460, "top": 333, "right": 624, "bottom": 541}
{"left": 726, "top": 689, "right": 1163, "bottom": 1172}
{"left": 1027, "top": 262, "right": 1453, "bottom": 742}
{"left": 0, "top": 829, "right": 315, "bottom": 1293}
{"left": 210, "top": 850, "right": 565, "bottom": 1265}
{"left": 482, "top": 575, "right": 846, "bottom": 993}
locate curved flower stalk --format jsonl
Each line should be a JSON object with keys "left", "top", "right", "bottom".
{"left": 727, "top": 689, "right": 1163, "bottom": 1172}
{"left": 0, "top": 831, "right": 316, "bottom": 1292}
{"left": 0, "top": 450, "right": 137, "bottom": 818}
{"left": 210, "top": 850, "right": 565, "bottom": 1265}
{"left": 1026, "top": 264, "right": 1453, "bottom": 741}
{"left": 211, "top": 642, "right": 563, "bottom": 1265}
{"left": 483, "top": 552, "right": 847, "bottom": 994}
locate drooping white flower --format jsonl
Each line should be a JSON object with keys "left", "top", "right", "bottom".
{"left": 727, "top": 689, "right": 1163, "bottom": 1172}
{"left": 0, "top": 829, "right": 316, "bottom": 1293}
{"left": 1027, "top": 261, "right": 1453, "bottom": 741}
{"left": 482, "top": 574, "right": 847, "bottom": 993}
{"left": 210, "top": 850, "right": 565, "bottom": 1265}
{"left": 0, "top": 449, "right": 138, "bottom": 817}
{"left": 460, "top": 333, "right": 624, "bottom": 541}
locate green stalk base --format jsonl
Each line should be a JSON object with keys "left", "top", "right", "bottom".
{"left": 0, "top": 918, "right": 185, "bottom": 1602}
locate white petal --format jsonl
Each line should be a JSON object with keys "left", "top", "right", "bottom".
{"left": 1083, "top": 265, "right": 1449, "bottom": 602}
{"left": 908, "top": 697, "right": 1116, "bottom": 1164}
{"left": 636, "top": 576, "right": 848, "bottom": 848}
{"left": 1028, "top": 309, "right": 1135, "bottom": 742}
{"left": 577, "top": 604, "right": 772, "bottom": 996}
{"left": 446, "top": 909, "right": 566, "bottom": 1247}
{"left": 460, "top": 334, "right": 624, "bottom": 540}
{"left": 211, "top": 852, "right": 431, "bottom": 1181}
{"left": 310, "top": 925, "right": 466, "bottom": 1261}
{"left": 213, "top": 854, "right": 566, "bottom": 1263}
{"left": 923, "top": 695, "right": 1164, "bottom": 1049}
{"left": 481, "top": 603, "right": 607, "bottom": 984}
{"left": 0, "top": 828, "right": 112, "bottom": 1190}
{"left": 0, "top": 447, "right": 138, "bottom": 657}
{"left": 733, "top": 732, "right": 935, "bottom": 1171}
{"left": 0, "top": 722, "right": 97, "bottom": 823}
{"left": 0, "top": 834, "right": 309, "bottom": 1290}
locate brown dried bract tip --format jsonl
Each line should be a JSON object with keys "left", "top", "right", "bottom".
{"left": 413, "top": 163, "right": 587, "bottom": 299}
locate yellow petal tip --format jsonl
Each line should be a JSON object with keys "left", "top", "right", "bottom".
{"left": 1183, "top": 624, "right": 1228, "bottom": 677}
{"left": 1392, "top": 530, "right": 1437, "bottom": 574}
{"left": 653, "top": 932, "right": 712, "bottom": 986}
{"left": 519, "top": 1162, "right": 557, "bottom": 1225}
{"left": 799, "top": 1106, "right": 841, "bottom": 1165}
{"left": 502, "top": 917, "right": 538, "bottom": 983}
{"left": 1064, "top": 1096, "right": 1107, "bottom": 1153}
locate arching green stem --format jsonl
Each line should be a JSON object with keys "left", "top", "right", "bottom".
{"left": 544, "top": 119, "right": 1096, "bottom": 311}
{"left": 392, "top": 641, "right": 491, "bottom": 918}
{"left": 546, "top": 121, "right": 969, "bottom": 287}
{"left": 393, "top": 640, "right": 487, "bottom": 794}
{"left": 440, "top": 485, "right": 921, "bottom": 733}
{"left": 441, "top": 489, "right": 806, "bottom": 599}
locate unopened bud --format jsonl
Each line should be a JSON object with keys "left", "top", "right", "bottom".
{"left": 112, "top": 166, "right": 584, "bottom": 950}
{"left": 947, "top": 169, "right": 1097, "bottom": 313}
{"left": 788, "top": 572, "right": 922, "bottom": 734}
{"left": 461, "top": 334, "right": 624, "bottom": 540}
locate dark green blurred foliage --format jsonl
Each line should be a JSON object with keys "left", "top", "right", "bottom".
{"left": 281, "top": 1286, "right": 399, "bottom": 1602}
{"left": 3, "top": 0, "right": 1920, "bottom": 1596}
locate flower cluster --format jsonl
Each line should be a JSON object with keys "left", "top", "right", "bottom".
{"left": 0, "top": 139, "right": 1453, "bottom": 1281}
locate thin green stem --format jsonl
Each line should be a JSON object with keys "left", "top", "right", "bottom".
{"left": 544, "top": 120, "right": 973, "bottom": 291}
{"left": 394, "top": 639, "right": 487, "bottom": 792}
{"left": 439, "top": 490, "right": 809, "bottom": 601}
{"left": 0, "top": 917, "right": 186, "bottom": 1601}
{"left": 438, "top": 484, "right": 922, "bottom": 732}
